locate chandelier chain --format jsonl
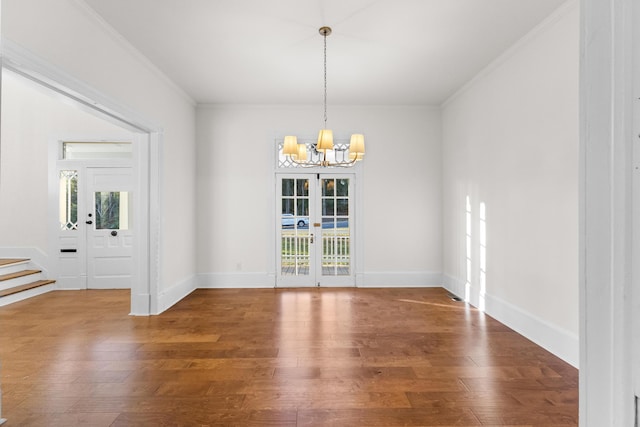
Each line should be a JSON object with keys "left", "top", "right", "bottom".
{"left": 323, "top": 31, "right": 328, "bottom": 128}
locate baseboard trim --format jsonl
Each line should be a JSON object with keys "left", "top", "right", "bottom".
{"left": 156, "top": 275, "right": 197, "bottom": 314}
{"left": 196, "top": 271, "right": 443, "bottom": 289}
{"left": 130, "top": 293, "right": 151, "bottom": 316}
{"left": 360, "top": 271, "right": 442, "bottom": 288}
{"left": 442, "top": 275, "right": 467, "bottom": 301}
{"left": 198, "top": 272, "right": 275, "bottom": 289}
{"left": 442, "top": 274, "right": 579, "bottom": 368}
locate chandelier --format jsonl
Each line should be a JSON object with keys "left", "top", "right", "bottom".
{"left": 282, "top": 26, "right": 365, "bottom": 167}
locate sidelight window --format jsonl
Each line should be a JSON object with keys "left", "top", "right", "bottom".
{"left": 59, "top": 170, "right": 78, "bottom": 230}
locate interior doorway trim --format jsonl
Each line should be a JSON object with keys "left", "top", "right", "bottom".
{"left": 1, "top": 40, "right": 161, "bottom": 315}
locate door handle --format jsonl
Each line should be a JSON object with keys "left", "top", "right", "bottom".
{"left": 85, "top": 220, "right": 93, "bottom": 225}
{"left": 310, "top": 234, "right": 314, "bottom": 244}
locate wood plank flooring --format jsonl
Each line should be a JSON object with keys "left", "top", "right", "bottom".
{"left": 0, "top": 288, "right": 578, "bottom": 426}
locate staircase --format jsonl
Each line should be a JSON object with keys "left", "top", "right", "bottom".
{"left": 0, "top": 259, "right": 55, "bottom": 307}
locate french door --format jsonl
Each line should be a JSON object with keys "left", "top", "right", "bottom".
{"left": 276, "top": 173, "right": 355, "bottom": 287}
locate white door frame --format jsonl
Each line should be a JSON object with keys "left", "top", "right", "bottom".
{"left": 580, "top": 0, "right": 639, "bottom": 424}
{"left": 275, "top": 172, "right": 358, "bottom": 287}
{"left": 49, "top": 139, "right": 138, "bottom": 291}
{"left": 3, "top": 41, "right": 161, "bottom": 316}
{"left": 633, "top": 0, "right": 640, "bottom": 410}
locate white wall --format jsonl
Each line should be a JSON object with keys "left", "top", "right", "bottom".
{"left": 0, "top": 71, "right": 131, "bottom": 251}
{"left": 1, "top": 0, "right": 197, "bottom": 298}
{"left": 196, "top": 105, "right": 442, "bottom": 286}
{"left": 442, "top": 2, "right": 579, "bottom": 365}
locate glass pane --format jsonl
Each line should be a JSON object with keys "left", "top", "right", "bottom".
{"left": 296, "top": 179, "right": 309, "bottom": 196}
{"left": 336, "top": 198, "right": 349, "bottom": 216}
{"left": 322, "top": 229, "right": 350, "bottom": 276}
{"left": 337, "top": 218, "right": 349, "bottom": 229}
{"left": 282, "top": 198, "right": 294, "bottom": 215}
{"left": 322, "top": 199, "right": 335, "bottom": 216}
{"left": 282, "top": 179, "right": 294, "bottom": 197}
{"left": 336, "top": 179, "right": 349, "bottom": 197}
{"left": 59, "top": 170, "right": 78, "bottom": 230}
{"left": 281, "top": 214, "right": 295, "bottom": 228}
{"left": 281, "top": 228, "right": 311, "bottom": 276}
{"left": 322, "top": 179, "right": 335, "bottom": 196}
{"left": 297, "top": 199, "right": 309, "bottom": 216}
{"left": 95, "top": 191, "right": 131, "bottom": 230}
{"left": 280, "top": 177, "right": 311, "bottom": 276}
{"left": 63, "top": 142, "right": 132, "bottom": 159}
{"left": 322, "top": 218, "right": 335, "bottom": 229}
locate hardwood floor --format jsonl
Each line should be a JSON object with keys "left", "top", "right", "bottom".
{"left": 0, "top": 288, "right": 578, "bottom": 426}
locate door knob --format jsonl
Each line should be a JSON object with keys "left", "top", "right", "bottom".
{"left": 111, "top": 230, "right": 118, "bottom": 237}
{"left": 85, "top": 220, "right": 93, "bottom": 225}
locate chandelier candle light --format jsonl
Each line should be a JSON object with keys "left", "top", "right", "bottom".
{"left": 283, "top": 26, "right": 365, "bottom": 167}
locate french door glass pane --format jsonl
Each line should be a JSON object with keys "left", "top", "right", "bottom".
{"left": 322, "top": 199, "right": 334, "bottom": 216}
{"left": 297, "top": 199, "right": 309, "bottom": 216}
{"left": 336, "top": 179, "right": 349, "bottom": 196}
{"left": 297, "top": 179, "right": 309, "bottom": 196}
{"left": 336, "top": 198, "right": 349, "bottom": 216}
{"left": 322, "top": 179, "right": 334, "bottom": 196}
{"left": 282, "top": 198, "right": 294, "bottom": 215}
{"left": 282, "top": 179, "right": 294, "bottom": 197}
{"left": 281, "top": 178, "right": 310, "bottom": 276}
{"left": 321, "top": 178, "right": 350, "bottom": 276}
{"left": 279, "top": 176, "right": 353, "bottom": 282}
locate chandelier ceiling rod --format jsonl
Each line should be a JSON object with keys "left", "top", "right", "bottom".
{"left": 321, "top": 26, "right": 330, "bottom": 130}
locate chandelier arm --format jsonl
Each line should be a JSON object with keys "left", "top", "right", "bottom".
{"left": 285, "top": 154, "right": 358, "bottom": 168}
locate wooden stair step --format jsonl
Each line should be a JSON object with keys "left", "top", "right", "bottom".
{"left": 0, "top": 258, "right": 29, "bottom": 267}
{"left": 0, "top": 269, "right": 41, "bottom": 282}
{"left": 0, "top": 280, "right": 55, "bottom": 298}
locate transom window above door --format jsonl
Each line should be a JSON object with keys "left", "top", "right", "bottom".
{"left": 276, "top": 139, "right": 353, "bottom": 169}
{"left": 62, "top": 141, "right": 132, "bottom": 160}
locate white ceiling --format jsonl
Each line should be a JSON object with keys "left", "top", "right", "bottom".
{"left": 82, "top": 0, "right": 568, "bottom": 105}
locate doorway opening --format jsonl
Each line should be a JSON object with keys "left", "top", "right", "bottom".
{"left": 2, "top": 47, "right": 160, "bottom": 315}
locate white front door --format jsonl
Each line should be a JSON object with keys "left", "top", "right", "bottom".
{"left": 54, "top": 163, "right": 134, "bottom": 289}
{"left": 85, "top": 167, "right": 133, "bottom": 289}
{"left": 276, "top": 173, "right": 355, "bottom": 287}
